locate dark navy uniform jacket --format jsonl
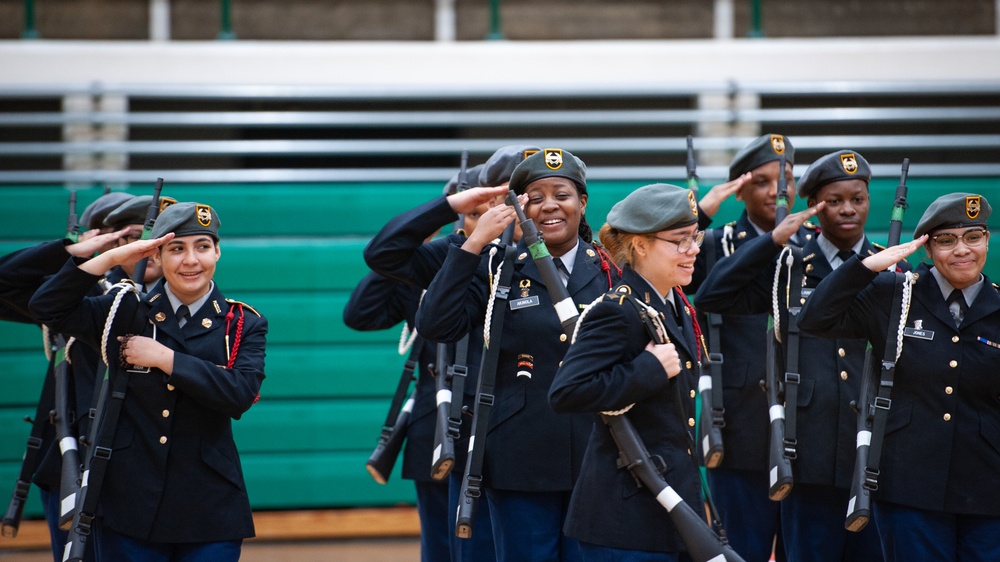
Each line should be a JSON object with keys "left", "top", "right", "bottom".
{"left": 416, "top": 237, "right": 617, "bottom": 492}
{"left": 690, "top": 211, "right": 818, "bottom": 473}
{"left": 799, "top": 259, "right": 1000, "bottom": 516}
{"left": 695, "top": 231, "right": 894, "bottom": 489}
{"left": 29, "top": 258, "right": 266, "bottom": 542}
{"left": 343, "top": 270, "right": 453, "bottom": 481}
{"left": 0, "top": 240, "right": 128, "bottom": 489}
{"left": 549, "top": 267, "right": 701, "bottom": 553}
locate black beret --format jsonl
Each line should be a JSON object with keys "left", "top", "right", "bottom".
{"left": 606, "top": 183, "right": 699, "bottom": 234}
{"left": 478, "top": 145, "right": 542, "bottom": 187}
{"left": 80, "top": 192, "right": 135, "bottom": 229}
{"left": 509, "top": 148, "right": 587, "bottom": 195}
{"left": 914, "top": 193, "right": 992, "bottom": 239}
{"left": 442, "top": 164, "right": 484, "bottom": 195}
{"left": 729, "top": 134, "right": 794, "bottom": 181}
{"left": 151, "top": 202, "right": 221, "bottom": 240}
{"left": 797, "top": 150, "right": 871, "bottom": 199}
{"left": 103, "top": 195, "right": 178, "bottom": 229}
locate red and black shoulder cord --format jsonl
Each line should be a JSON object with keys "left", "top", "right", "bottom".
{"left": 593, "top": 244, "right": 623, "bottom": 290}
{"left": 226, "top": 302, "right": 259, "bottom": 404}
{"left": 676, "top": 289, "right": 704, "bottom": 364}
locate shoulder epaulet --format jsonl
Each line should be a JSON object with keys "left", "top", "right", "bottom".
{"left": 226, "top": 298, "right": 261, "bottom": 317}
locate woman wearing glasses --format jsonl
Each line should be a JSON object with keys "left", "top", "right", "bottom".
{"left": 799, "top": 193, "right": 999, "bottom": 562}
{"left": 547, "top": 183, "right": 707, "bottom": 560}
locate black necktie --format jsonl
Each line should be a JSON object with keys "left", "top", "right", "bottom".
{"left": 176, "top": 305, "right": 190, "bottom": 328}
{"left": 553, "top": 257, "right": 569, "bottom": 285}
{"left": 947, "top": 289, "right": 968, "bottom": 326}
{"left": 836, "top": 249, "right": 856, "bottom": 263}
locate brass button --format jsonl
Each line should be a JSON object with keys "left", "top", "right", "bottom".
{"left": 688, "top": 418, "right": 695, "bottom": 427}
{"left": 159, "top": 436, "right": 167, "bottom": 444}
{"left": 687, "top": 449, "right": 692, "bottom": 456}
{"left": 161, "top": 409, "right": 170, "bottom": 418}
{"left": 943, "top": 413, "right": 952, "bottom": 421}
{"left": 952, "top": 335, "right": 960, "bottom": 343}
{"left": 166, "top": 384, "right": 175, "bottom": 391}
{"left": 838, "top": 348, "right": 846, "bottom": 358}
{"left": 559, "top": 334, "right": 567, "bottom": 342}
{"left": 685, "top": 361, "right": 692, "bottom": 370}
{"left": 945, "top": 386, "right": 954, "bottom": 395}
{"left": 840, "top": 371, "right": 848, "bottom": 381}
{"left": 689, "top": 390, "right": 696, "bottom": 399}
{"left": 558, "top": 361, "right": 563, "bottom": 367}
{"left": 949, "top": 360, "right": 958, "bottom": 368}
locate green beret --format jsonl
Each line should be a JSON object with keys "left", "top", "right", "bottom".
{"left": 80, "top": 192, "right": 134, "bottom": 229}
{"left": 479, "top": 145, "right": 541, "bottom": 187}
{"left": 797, "top": 150, "right": 871, "bottom": 199}
{"left": 729, "top": 134, "right": 794, "bottom": 181}
{"left": 509, "top": 148, "right": 587, "bottom": 195}
{"left": 914, "top": 193, "right": 991, "bottom": 239}
{"left": 151, "top": 202, "right": 221, "bottom": 240}
{"left": 606, "top": 183, "right": 699, "bottom": 234}
{"left": 443, "top": 164, "right": 484, "bottom": 195}
{"left": 103, "top": 195, "right": 178, "bottom": 229}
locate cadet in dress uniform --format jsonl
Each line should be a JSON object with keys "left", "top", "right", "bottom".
{"left": 416, "top": 149, "right": 620, "bottom": 562}
{"left": 799, "top": 193, "right": 1000, "bottom": 562}
{"left": 343, "top": 164, "right": 496, "bottom": 562}
{"left": 549, "top": 183, "right": 704, "bottom": 561}
{"left": 688, "top": 134, "right": 814, "bottom": 562}
{"left": 695, "top": 150, "right": 889, "bottom": 561}
{"left": 29, "top": 202, "right": 266, "bottom": 562}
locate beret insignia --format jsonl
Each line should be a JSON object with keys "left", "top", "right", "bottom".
{"left": 840, "top": 153, "right": 858, "bottom": 174}
{"left": 523, "top": 149, "right": 539, "bottom": 158}
{"left": 159, "top": 197, "right": 177, "bottom": 213}
{"left": 688, "top": 191, "right": 698, "bottom": 217}
{"left": 544, "top": 149, "right": 563, "bottom": 170}
{"left": 967, "top": 196, "right": 981, "bottom": 219}
{"left": 770, "top": 135, "right": 786, "bottom": 155}
{"left": 196, "top": 204, "right": 213, "bottom": 227}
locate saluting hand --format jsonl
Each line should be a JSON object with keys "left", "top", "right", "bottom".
{"left": 862, "top": 235, "right": 928, "bottom": 272}
{"left": 66, "top": 227, "right": 134, "bottom": 258}
{"left": 118, "top": 335, "right": 175, "bottom": 375}
{"left": 645, "top": 340, "right": 681, "bottom": 379}
{"left": 699, "top": 172, "right": 751, "bottom": 218}
{"left": 770, "top": 202, "right": 825, "bottom": 246}
{"left": 448, "top": 186, "right": 510, "bottom": 215}
{"left": 77, "top": 233, "right": 175, "bottom": 276}
{"left": 461, "top": 203, "right": 516, "bottom": 255}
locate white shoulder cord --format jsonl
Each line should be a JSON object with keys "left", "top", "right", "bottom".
{"left": 894, "top": 271, "right": 917, "bottom": 361}
{"left": 722, "top": 224, "right": 736, "bottom": 257}
{"left": 483, "top": 245, "right": 503, "bottom": 349}
{"left": 771, "top": 246, "right": 794, "bottom": 343}
{"left": 42, "top": 324, "right": 53, "bottom": 363}
{"left": 100, "top": 282, "right": 141, "bottom": 368}
{"left": 397, "top": 289, "right": 425, "bottom": 356}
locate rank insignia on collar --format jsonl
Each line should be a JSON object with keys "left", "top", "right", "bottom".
{"left": 586, "top": 248, "right": 596, "bottom": 257}
{"left": 149, "top": 293, "right": 162, "bottom": 302}
{"left": 520, "top": 279, "right": 531, "bottom": 298}
{"left": 202, "top": 318, "right": 213, "bottom": 328}
{"left": 770, "top": 135, "right": 786, "bottom": 155}
{"left": 644, "top": 292, "right": 651, "bottom": 304}
{"left": 155, "top": 312, "right": 166, "bottom": 322}
{"left": 840, "top": 153, "right": 859, "bottom": 174}
{"left": 518, "top": 252, "right": 528, "bottom": 261}
{"left": 544, "top": 148, "right": 563, "bottom": 170}
{"left": 967, "top": 196, "right": 982, "bottom": 219}
{"left": 213, "top": 300, "right": 221, "bottom": 313}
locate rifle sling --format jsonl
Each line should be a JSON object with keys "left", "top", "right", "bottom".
{"left": 783, "top": 247, "right": 804, "bottom": 459}
{"left": 447, "top": 334, "right": 470, "bottom": 437}
{"left": 864, "top": 273, "right": 906, "bottom": 489}
{"left": 702, "top": 229, "right": 725, "bottom": 420}
{"left": 383, "top": 334, "right": 423, "bottom": 429}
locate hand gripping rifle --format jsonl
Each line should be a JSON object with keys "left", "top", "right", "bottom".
{"left": 366, "top": 332, "right": 423, "bottom": 484}
{"left": 845, "top": 158, "right": 910, "bottom": 531}
{"left": 130, "top": 177, "right": 164, "bottom": 285}
{"left": 455, "top": 222, "right": 516, "bottom": 538}
{"left": 430, "top": 151, "right": 472, "bottom": 481}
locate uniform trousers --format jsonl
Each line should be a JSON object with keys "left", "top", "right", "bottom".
{"left": 414, "top": 479, "right": 450, "bottom": 562}
{"left": 486, "top": 488, "right": 581, "bottom": 562}
{"left": 448, "top": 471, "right": 496, "bottom": 562}
{"left": 93, "top": 523, "right": 241, "bottom": 562}
{"left": 706, "top": 467, "right": 784, "bottom": 562}
{"left": 873, "top": 500, "right": 1000, "bottom": 562}
{"left": 40, "top": 488, "right": 69, "bottom": 562}
{"left": 780, "top": 482, "right": 882, "bottom": 562}
{"left": 578, "top": 541, "right": 695, "bottom": 562}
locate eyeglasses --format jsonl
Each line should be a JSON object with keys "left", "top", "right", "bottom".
{"left": 930, "top": 229, "right": 989, "bottom": 250}
{"left": 653, "top": 230, "right": 705, "bottom": 253}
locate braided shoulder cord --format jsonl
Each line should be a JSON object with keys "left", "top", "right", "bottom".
{"left": 42, "top": 324, "right": 53, "bottom": 362}
{"left": 483, "top": 246, "right": 502, "bottom": 348}
{"left": 398, "top": 289, "right": 427, "bottom": 355}
{"left": 771, "top": 247, "right": 793, "bottom": 343}
{"left": 676, "top": 289, "right": 703, "bottom": 364}
{"left": 721, "top": 224, "right": 735, "bottom": 257}
{"left": 100, "top": 282, "right": 140, "bottom": 368}
{"left": 64, "top": 337, "right": 76, "bottom": 364}
{"left": 895, "top": 271, "right": 917, "bottom": 361}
